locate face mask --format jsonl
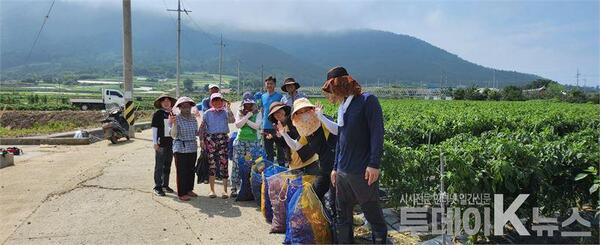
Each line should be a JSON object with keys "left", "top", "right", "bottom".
{"left": 293, "top": 111, "right": 320, "bottom": 136}
{"left": 180, "top": 107, "right": 192, "bottom": 115}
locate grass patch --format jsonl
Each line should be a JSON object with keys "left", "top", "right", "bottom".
{"left": 0, "top": 122, "right": 78, "bottom": 137}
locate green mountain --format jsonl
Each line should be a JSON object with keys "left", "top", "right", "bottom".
{"left": 225, "top": 30, "right": 542, "bottom": 87}
{"left": 1, "top": 1, "right": 541, "bottom": 87}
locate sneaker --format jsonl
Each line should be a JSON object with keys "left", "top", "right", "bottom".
{"left": 230, "top": 188, "right": 238, "bottom": 198}
{"left": 163, "top": 187, "right": 175, "bottom": 193}
{"left": 154, "top": 188, "right": 166, "bottom": 197}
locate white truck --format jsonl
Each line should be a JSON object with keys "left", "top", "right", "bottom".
{"left": 70, "top": 89, "right": 125, "bottom": 110}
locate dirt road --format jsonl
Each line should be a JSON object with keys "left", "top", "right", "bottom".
{"left": 0, "top": 103, "right": 286, "bottom": 244}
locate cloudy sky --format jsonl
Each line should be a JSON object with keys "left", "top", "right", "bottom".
{"left": 21, "top": 0, "right": 600, "bottom": 85}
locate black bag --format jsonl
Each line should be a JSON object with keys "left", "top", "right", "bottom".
{"left": 195, "top": 149, "right": 209, "bottom": 184}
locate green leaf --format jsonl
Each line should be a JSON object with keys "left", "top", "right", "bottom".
{"left": 589, "top": 184, "right": 599, "bottom": 194}
{"left": 575, "top": 173, "right": 588, "bottom": 181}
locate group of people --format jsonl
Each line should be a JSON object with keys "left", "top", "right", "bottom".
{"left": 150, "top": 66, "right": 388, "bottom": 243}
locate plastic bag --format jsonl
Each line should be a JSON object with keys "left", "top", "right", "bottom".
{"left": 235, "top": 156, "right": 254, "bottom": 202}
{"left": 195, "top": 150, "right": 209, "bottom": 184}
{"left": 268, "top": 173, "right": 317, "bottom": 233}
{"left": 284, "top": 179, "right": 332, "bottom": 244}
{"left": 262, "top": 165, "right": 288, "bottom": 223}
{"left": 268, "top": 173, "right": 289, "bottom": 233}
{"left": 235, "top": 146, "right": 265, "bottom": 202}
{"left": 250, "top": 158, "right": 272, "bottom": 206}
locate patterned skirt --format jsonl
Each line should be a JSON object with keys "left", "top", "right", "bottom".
{"left": 204, "top": 133, "right": 229, "bottom": 178}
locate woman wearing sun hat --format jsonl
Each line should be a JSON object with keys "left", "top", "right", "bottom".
{"left": 199, "top": 93, "right": 235, "bottom": 198}
{"left": 276, "top": 98, "right": 338, "bottom": 214}
{"left": 151, "top": 94, "right": 177, "bottom": 197}
{"left": 269, "top": 101, "right": 321, "bottom": 172}
{"left": 168, "top": 96, "right": 199, "bottom": 201}
{"left": 267, "top": 102, "right": 297, "bottom": 167}
{"left": 231, "top": 92, "right": 262, "bottom": 197}
{"left": 280, "top": 77, "right": 306, "bottom": 108}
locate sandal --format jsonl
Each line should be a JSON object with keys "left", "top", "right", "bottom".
{"left": 179, "top": 195, "right": 191, "bottom": 201}
{"left": 208, "top": 192, "right": 217, "bottom": 198}
{"left": 221, "top": 192, "right": 229, "bottom": 199}
{"left": 187, "top": 191, "right": 198, "bottom": 197}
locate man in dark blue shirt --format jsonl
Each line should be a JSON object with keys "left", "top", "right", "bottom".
{"left": 322, "top": 66, "right": 387, "bottom": 244}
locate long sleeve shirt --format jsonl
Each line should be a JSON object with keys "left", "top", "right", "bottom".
{"left": 151, "top": 109, "right": 173, "bottom": 148}
{"left": 334, "top": 93, "right": 384, "bottom": 175}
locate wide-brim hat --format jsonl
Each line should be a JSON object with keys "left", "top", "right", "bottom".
{"left": 291, "top": 98, "right": 315, "bottom": 119}
{"left": 242, "top": 92, "right": 253, "bottom": 100}
{"left": 242, "top": 98, "right": 256, "bottom": 105}
{"left": 154, "top": 94, "right": 176, "bottom": 109}
{"left": 268, "top": 102, "right": 291, "bottom": 123}
{"left": 281, "top": 77, "right": 300, "bottom": 92}
{"left": 174, "top": 96, "right": 196, "bottom": 108}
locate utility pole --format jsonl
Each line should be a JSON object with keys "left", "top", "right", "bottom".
{"left": 260, "top": 64, "right": 264, "bottom": 80}
{"left": 491, "top": 69, "right": 496, "bottom": 89}
{"left": 167, "top": 0, "right": 191, "bottom": 97}
{"left": 576, "top": 68, "right": 580, "bottom": 87}
{"left": 122, "top": 0, "right": 134, "bottom": 137}
{"left": 237, "top": 59, "right": 241, "bottom": 93}
{"left": 218, "top": 34, "right": 225, "bottom": 88}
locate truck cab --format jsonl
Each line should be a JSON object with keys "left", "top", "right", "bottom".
{"left": 103, "top": 89, "right": 125, "bottom": 106}
{"left": 70, "top": 89, "right": 126, "bottom": 110}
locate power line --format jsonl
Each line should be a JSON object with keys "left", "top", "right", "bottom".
{"left": 25, "top": 0, "right": 56, "bottom": 64}
{"left": 179, "top": 0, "right": 234, "bottom": 86}
{"left": 161, "top": 0, "right": 178, "bottom": 25}
{"left": 180, "top": 0, "right": 218, "bottom": 44}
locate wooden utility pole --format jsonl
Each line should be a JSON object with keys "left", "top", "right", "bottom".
{"left": 122, "top": 0, "right": 134, "bottom": 138}
{"left": 167, "top": 0, "right": 191, "bottom": 97}
{"left": 218, "top": 34, "right": 225, "bottom": 88}
{"left": 237, "top": 59, "right": 241, "bottom": 93}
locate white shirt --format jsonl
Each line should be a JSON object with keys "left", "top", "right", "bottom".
{"left": 337, "top": 95, "right": 354, "bottom": 127}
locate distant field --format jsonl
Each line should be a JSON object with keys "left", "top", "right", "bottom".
{"left": 0, "top": 72, "right": 243, "bottom": 111}
{"left": 0, "top": 110, "right": 155, "bottom": 137}
{"left": 1, "top": 72, "right": 236, "bottom": 95}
